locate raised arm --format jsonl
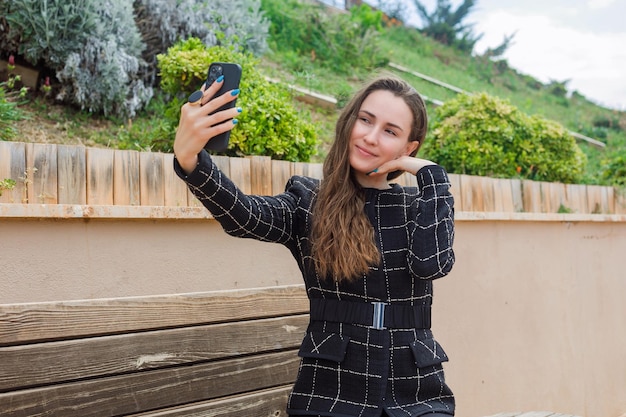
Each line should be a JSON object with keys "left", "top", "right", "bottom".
{"left": 407, "top": 164, "right": 455, "bottom": 280}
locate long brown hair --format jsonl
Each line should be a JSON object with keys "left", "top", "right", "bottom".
{"left": 311, "top": 76, "right": 428, "bottom": 282}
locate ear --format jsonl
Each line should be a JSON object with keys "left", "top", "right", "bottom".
{"left": 403, "top": 140, "right": 420, "bottom": 156}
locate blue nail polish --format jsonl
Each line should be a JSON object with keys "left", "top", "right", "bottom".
{"left": 237, "top": 107, "right": 243, "bottom": 113}
{"left": 233, "top": 119, "right": 238, "bottom": 125}
{"left": 231, "top": 89, "right": 240, "bottom": 96}
{"left": 216, "top": 75, "right": 224, "bottom": 83}
{"left": 366, "top": 168, "right": 379, "bottom": 176}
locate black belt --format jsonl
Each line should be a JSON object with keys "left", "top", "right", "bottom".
{"left": 309, "top": 298, "right": 431, "bottom": 330}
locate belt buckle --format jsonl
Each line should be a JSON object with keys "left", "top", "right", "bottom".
{"left": 372, "top": 302, "right": 387, "bottom": 330}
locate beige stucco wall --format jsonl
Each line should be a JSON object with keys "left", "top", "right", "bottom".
{"left": 1, "top": 206, "right": 625, "bottom": 417}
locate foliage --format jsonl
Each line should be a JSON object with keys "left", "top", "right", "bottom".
{"left": 412, "top": 0, "right": 482, "bottom": 53}
{"left": 2, "top": 0, "right": 150, "bottom": 118}
{"left": 0, "top": 0, "right": 269, "bottom": 118}
{"left": 599, "top": 151, "right": 626, "bottom": 186}
{"left": 423, "top": 92, "right": 587, "bottom": 183}
{"left": 0, "top": 178, "right": 16, "bottom": 196}
{"left": 261, "top": 0, "right": 387, "bottom": 74}
{"left": 147, "top": 38, "right": 319, "bottom": 161}
{"left": 0, "top": 84, "right": 25, "bottom": 140}
{"left": 133, "top": 0, "right": 269, "bottom": 86}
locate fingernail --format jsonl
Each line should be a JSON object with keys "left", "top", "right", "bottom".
{"left": 237, "top": 107, "right": 242, "bottom": 113}
{"left": 366, "top": 168, "right": 378, "bottom": 176}
{"left": 233, "top": 119, "right": 238, "bottom": 125}
{"left": 231, "top": 89, "right": 240, "bottom": 96}
{"left": 216, "top": 75, "right": 224, "bottom": 83}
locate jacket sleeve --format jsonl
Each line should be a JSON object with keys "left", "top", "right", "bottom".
{"left": 407, "top": 164, "right": 455, "bottom": 280}
{"left": 173, "top": 150, "right": 313, "bottom": 247}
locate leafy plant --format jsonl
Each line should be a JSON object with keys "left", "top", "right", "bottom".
{"left": 133, "top": 0, "right": 269, "bottom": 86}
{"left": 412, "top": 0, "right": 483, "bottom": 53}
{"left": 153, "top": 39, "right": 319, "bottom": 161}
{"left": 0, "top": 83, "right": 25, "bottom": 140}
{"left": 423, "top": 92, "right": 587, "bottom": 183}
{"left": 0, "top": 178, "right": 16, "bottom": 196}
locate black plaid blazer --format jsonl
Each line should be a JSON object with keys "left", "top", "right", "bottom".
{"left": 175, "top": 150, "right": 456, "bottom": 417}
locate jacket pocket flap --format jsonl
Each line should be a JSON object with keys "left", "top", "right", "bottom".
{"left": 298, "top": 332, "right": 350, "bottom": 362}
{"left": 411, "top": 338, "right": 449, "bottom": 367}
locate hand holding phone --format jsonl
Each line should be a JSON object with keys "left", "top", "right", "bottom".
{"left": 203, "top": 62, "right": 242, "bottom": 151}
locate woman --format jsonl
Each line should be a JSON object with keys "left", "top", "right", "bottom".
{"left": 173, "top": 74, "right": 456, "bottom": 417}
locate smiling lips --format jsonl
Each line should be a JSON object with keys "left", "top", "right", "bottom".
{"left": 355, "top": 144, "right": 377, "bottom": 158}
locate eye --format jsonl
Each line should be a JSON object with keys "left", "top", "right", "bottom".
{"left": 385, "top": 128, "right": 398, "bottom": 136}
{"left": 358, "top": 116, "right": 371, "bottom": 124}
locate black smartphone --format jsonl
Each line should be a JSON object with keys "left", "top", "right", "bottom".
{"left": 203, "top": 62, "right": 242, "bottom": 151}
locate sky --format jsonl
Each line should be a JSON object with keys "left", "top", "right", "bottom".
{"left": 320, "top": 0, "right": 626, "bottom": 111}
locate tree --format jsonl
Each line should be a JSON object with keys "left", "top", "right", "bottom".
{"left": 412, "top": 0, "right": 482, "bottom": 53}
{"left": 481, "top": 31, "right": 516, "bottom": 59}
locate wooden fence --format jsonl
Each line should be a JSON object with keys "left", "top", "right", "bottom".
{"left": 1, "top": 141, "right": 624, "bottom": 214}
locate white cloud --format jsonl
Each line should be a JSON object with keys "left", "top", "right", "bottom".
{"left": 474, "top": 10, "right": 626, "bottom": 110}
{"left": 586, "top": 0, "right": 617, "bottom": 10}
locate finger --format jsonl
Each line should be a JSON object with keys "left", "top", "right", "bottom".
{"left": 200, "top": 88, "right": 240, "bottom": 117}
{"left": 204, "top": 118, "right": 238, "bottom": 145}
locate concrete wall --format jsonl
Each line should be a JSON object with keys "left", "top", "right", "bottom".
{"left": 1, "top": 206, "right": 625, "bottom": 417}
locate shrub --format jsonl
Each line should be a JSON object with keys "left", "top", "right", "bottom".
{"left": 2, "top": 0, "right": 150, "bottom": 118}
{"left": 1, "top": 0, "right": 269, "bottom": 118}
{"left": 153, "top": 39, "right": 319, "bottom": 161}
{"left": 0, "top": 84, "right": 25, "bottom": 140}
{"left": 423, "top": 92, "right": 587, "bottom": 183}
{"left": 133, "top": 0, "right": 268, "bottom": 86}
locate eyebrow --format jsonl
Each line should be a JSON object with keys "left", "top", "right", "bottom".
{"left": 360, "top": 109, "right": 405, "bottom": 132}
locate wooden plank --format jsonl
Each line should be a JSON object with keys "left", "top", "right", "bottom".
{"left": 57, "top": 145, "right": 86, "bottom": 204}
{"left": 482, "top": 177, "right": 497, "bottom": 211}
{"left": 248, "top": 155, "right": 273, "bottom": 195}
{"left": 0, "top": 141, "right": 26, "bottom": 203}
{"left": 0, "top": 315, "right": 307, "bottom": 391}
{"left": 113, "top": 149, "right": 141, "bottom": 206}
{"left": 292, "top": 162, "right": 307, "bottom": 177}
{"left": 228, "top": 156, "right": 251, "bottom": 194}
{"left": 303, "top": 162, "right": 323, "bottom": 180}
{"left": 271, "top": 160, "right": 292, "bottom": 195}
{"left": 616, "top": 189, "right": 626, "bottom": 214}
{"left": 522, "top": 180, "right": 542, "bottom": 213}
{"left": 460, "top": 175, "right": 494, "bottom": 211}
{"left": 447, "top": 173, "right": 463, "bottom": 211}
{"left": 25, "top": 143, "right": 58, "bottom": 204}
{"left": 0, "top": 350, "right": 300, "bottom": 417}
{"left": 493, "top": 178, "right": 515, "bottom": 212}
{"left": 0, "top": 285, "right": 309, "bottom": 345}
{"left": 509, "top": 179, "right": 524, "bottom": 212}
{"left": 130, "top": 385, "right": 292, "bottom": 417}
{"left": 565, "top": 183, "right": 588, "bottom": 214}
{"left": 541, "top": 182, "right": 567, "bottom": 213}
{"left": 86, "top": 147, "right": 115, "bottom": 205}
{"left": 140, "top": 151, "right": 165, "bottom": 206}
{"left": 163, "top": 153, "right": 189, "bottom": 207}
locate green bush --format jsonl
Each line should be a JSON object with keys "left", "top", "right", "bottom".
{"left": 600, "top": 151, "right": 626, "bottom": 186}
{"left": 1, "top": 0, "right": 269, "bottom": 118}
{"left": 154, "top": 39, "right": 319, "bottom": 161}
{"left": 134, "top": 0, "right": 269, "bottom": 86}
{"left": 0, "top": 84, "right": 24, "bottom": 140}
{"left": 261, "top": 0, "right": 387, "bottom": 74}
{"left": 423, "top": 92, "right": 587, "bottom": 183}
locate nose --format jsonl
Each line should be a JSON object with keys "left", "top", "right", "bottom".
{"left": 363, "top": 127, "right": 380, "bottom": 145}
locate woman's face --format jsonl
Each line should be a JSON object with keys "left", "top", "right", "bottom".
{"left": 348, "top": 89, "right": 417, "bottom": 188}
